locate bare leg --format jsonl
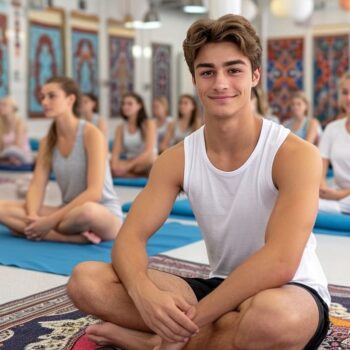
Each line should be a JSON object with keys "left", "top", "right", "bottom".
{"left": 67, "top": 262, "right": 197, "bottom": 349}
{"left": 57, "top": 202, "right": 122, "bottom": 241}
{"left": 68, "top": 261, "right": 320, "bottom": 350}
{"left": 0, "top": 200, "right": 57, "bottom": 235}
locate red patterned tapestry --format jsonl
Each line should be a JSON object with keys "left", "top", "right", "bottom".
{"left": 267, "top": 37, "right": 304, "bottom": 122}
{"left": 313, "top": 33, "right": 349, "bottom": 126}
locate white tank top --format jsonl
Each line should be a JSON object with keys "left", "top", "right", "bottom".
{"left": 183, "top": 119, "right": 330, "bottom": 305}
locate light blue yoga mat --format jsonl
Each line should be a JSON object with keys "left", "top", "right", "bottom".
{"left": 0, "top": 222, "right": 202, "bottom": 276}
{"left": 123, "top": 199, "right": 193, "bottom": 218}
{"left": 113, "top": 177, "right": 148, "bottom": 187}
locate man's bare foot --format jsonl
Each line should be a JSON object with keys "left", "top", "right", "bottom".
{"left": 85, "top": 322, "right": 159, "bottom": 350}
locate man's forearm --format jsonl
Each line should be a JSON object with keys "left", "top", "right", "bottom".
{"left": 193, "top": 247, "right": 294, "bottom": 328}
{"left": 113, "top": 233, "right": 152, "bottom": 298}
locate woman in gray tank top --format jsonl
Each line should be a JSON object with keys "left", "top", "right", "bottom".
{"left": 0, "top": 77, "right": 122, "bottom": 244}
{"left": 110, "top": 92, "right": 157, "bottom": 177}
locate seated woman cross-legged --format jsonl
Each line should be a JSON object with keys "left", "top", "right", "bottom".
{"left": 0, "top": 96, "right": 33, "bottom": 165}
{"left": 0, "top": 76, "right": 122, "bottom": 244}
{"left": 110, "top": 92, "right": 157, "bottom": 178}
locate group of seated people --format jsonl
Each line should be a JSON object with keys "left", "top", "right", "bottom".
{"left": 0, "top": 69, "right": 349, "bottom": 245}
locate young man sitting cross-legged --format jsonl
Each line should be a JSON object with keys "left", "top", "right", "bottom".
{"left": 67, "top": 14, "right": 330, "bottom": 350}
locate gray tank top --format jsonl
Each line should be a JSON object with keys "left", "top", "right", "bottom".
{"left": 122, "top": 122, "right": 145, "bottom": 159}
{"left": 52, "top": 119, "right": 122, "bottom": 218}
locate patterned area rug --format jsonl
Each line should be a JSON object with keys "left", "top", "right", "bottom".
{"left": 0, "top": 255, "right": 349, "bottom": 350}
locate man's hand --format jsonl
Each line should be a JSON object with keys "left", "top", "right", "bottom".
{"left": 319, "top": 187, "right": 348, "bottom": 200}
{"left": 24, "top": 215, "right": 55, "bottom": 240}
{"left": 132, "top": 283, "right": 199, "bottom": 343}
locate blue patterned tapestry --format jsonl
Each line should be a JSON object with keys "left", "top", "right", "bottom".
{"left": 109, "top": 35, "right": 134, "bottom": 117}
{"left": 28, "top": 18, "right": 65, "bottom": 118}
{"left": 71, "top": 28, "right": 99, "bottom": 96}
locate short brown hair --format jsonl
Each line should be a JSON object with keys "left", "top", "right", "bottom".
{"left": 183, "top": 14, "right": 262, "bottom": 77}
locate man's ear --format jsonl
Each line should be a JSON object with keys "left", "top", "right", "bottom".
{"left": 252, "top": 68, "right": 261, "bottom": 87}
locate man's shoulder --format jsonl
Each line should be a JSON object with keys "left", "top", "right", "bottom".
{"left": 148, "top": 142, "right": 184, "bottom": 189}
{"left": 274, "top": 133, "right": 321, "bottom": 173}
{"left": 279, "top": 132, "right": 320, "bottom": 158}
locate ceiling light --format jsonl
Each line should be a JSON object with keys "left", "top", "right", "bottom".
{"left": 183, "top": 0, "right": 207, "bottom": 14}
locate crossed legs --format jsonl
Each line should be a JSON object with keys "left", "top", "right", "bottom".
{"left": 68, "top": 261, "right": 320, "bottom": 350}
{"left": 0, "top": 200, "right": 122, "bottom": 243}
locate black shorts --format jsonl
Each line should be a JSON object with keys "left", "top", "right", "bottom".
{"left": 181, "top": 277, "right": 329, "bottom": 350}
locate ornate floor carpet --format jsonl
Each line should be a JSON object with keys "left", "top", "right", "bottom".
{"left": 0, "top": 255, "right": 349, "bottom": 349}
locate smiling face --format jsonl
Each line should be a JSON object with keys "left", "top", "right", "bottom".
{"left": 41, "top": 83, "right": 76, "bottom": 118}
{"left": 193, "top": 41, "right": 260, "bottom": 121}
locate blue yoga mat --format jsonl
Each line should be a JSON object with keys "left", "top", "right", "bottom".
{"left": 113, "top": 177, "right": 148, "bottom": 187}
{"left": 0, "top": 163, "right": 34, "bottom": 172}
{"left": 0, "top": 222, "right": 202, "bottom": 276}
{"left": 123, "top": 199, "right": 193, "bottom": 218}
{"left": 315, "top": 212, "right": 350, "bottom": 232}
{"left": 312, "top": 227, "right": 350, "bottom": 236}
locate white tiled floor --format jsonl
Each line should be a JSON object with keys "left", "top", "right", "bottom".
{"left": 0, "top": 172, "right": 349, "bottom": 305}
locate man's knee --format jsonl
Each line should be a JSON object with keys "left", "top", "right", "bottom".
{"left": 234, "top": 291, "right": 303, "bottom": 349}
{"left": 67, "top": 261, "right": 110, "bottom": 305}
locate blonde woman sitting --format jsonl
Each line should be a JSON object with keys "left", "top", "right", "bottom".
{"left": 0, "top": 96, "right": 33, "bottom": 165}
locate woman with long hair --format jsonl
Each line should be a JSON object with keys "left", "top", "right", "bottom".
{"left": 283, "top": 91, "right": 322, "bottom": 145}
{"left": 0, "top": 76, "right": 122, "bottom": 243}
{"left": 110, "top": 92, "right": 157, "bottom": 177}
{"left": 160, "top": 94, "right": 201, "bottom": 150}
{"left": 0, "top": 96, "right": 33, "bottom": 164}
